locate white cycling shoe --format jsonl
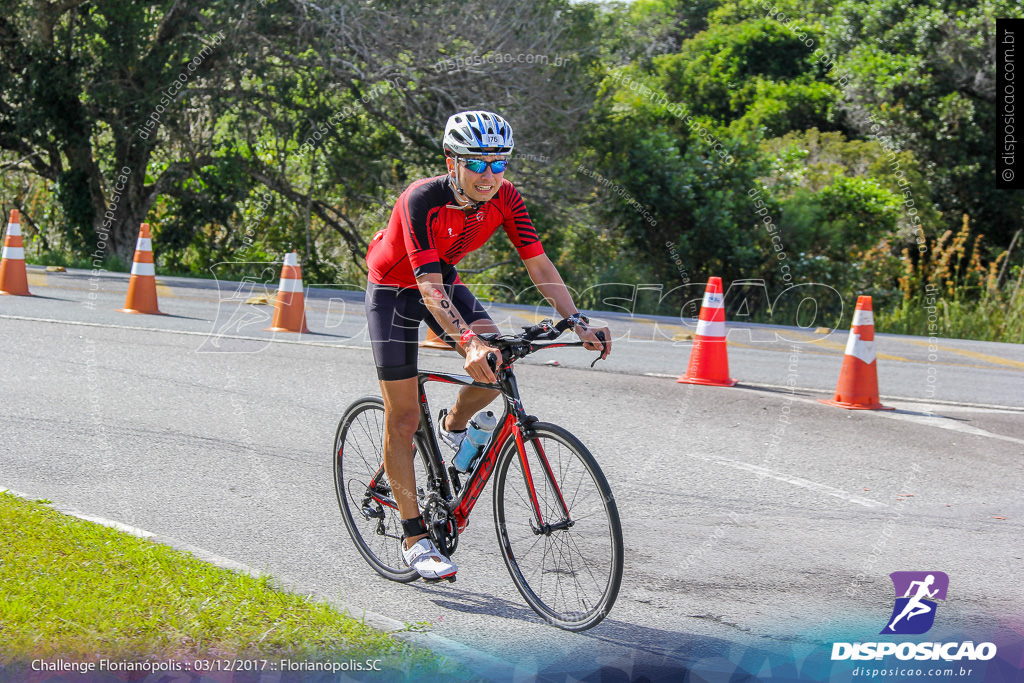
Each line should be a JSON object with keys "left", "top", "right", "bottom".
{"left": 402, "top": 538, "right": 458, "bottom": 580}
{"left": 437, "top": 409, "right": 467, "bottom": 453}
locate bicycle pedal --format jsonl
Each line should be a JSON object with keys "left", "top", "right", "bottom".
{"left": 421, "top": 572, "right": 457, "bottom": 584}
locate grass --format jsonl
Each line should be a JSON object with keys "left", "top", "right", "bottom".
{"left": 871, "top": 217, "right": 1024, "bottom": 343}
{"left": 0, "top": 492, "right": 462, "bottom": 678}
{"left": 27, "top": 250, "right": 129, "bottom": 272}
{"left": 876, "top": 285, "right": 1024, "bottom": 343}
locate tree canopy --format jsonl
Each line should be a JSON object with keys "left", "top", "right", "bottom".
{"left": 0, "top": 0, "right": 1020, "bottom": 338}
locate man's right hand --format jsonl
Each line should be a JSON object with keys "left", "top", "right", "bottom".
{"left": 463, "top": 334, "right": 498, "bottom": 384}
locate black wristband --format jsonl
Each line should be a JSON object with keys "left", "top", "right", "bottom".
{"left": 402, "top": 516, "right": 428, "bottom": 538}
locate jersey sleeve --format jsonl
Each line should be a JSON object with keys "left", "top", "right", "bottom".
{"left": 499, "top": 181, "right": 545, "bottom": 260}
{"left": 398, "top": 181, "right": 443, "bottom": 277}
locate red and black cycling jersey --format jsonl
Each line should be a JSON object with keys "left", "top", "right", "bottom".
{"left": 366, "top": 175, "right": 545, "bottom": 287}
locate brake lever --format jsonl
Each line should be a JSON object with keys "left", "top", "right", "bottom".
{"left": 590, "top": 331, "right": 606, "bottom": 368}
{"left": 522, "top": 318, "right": 562, "bottom": 341}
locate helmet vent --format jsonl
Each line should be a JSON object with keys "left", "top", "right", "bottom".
{"left": 442, "top": 110, "right": 514, "bottom": 155}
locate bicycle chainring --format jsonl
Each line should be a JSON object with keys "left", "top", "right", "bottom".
{"left": 423, "top": 493, "right": 458, "bottom": 557}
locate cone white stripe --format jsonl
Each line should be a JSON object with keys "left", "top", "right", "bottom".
{"left": 695, "top": 319, "right": 726, "bottom": 338}
{"left": 278, "top": 278, "right": 303, "bottom": 293}
{"left": 131, "top": 262, "right": 155, "bottom": 276}
{"left": 845, "top": 332, "right": 876, "bottom": 365}
{"left": 702, "top": 292, "right": 724, "bottom": 308}
{"left": 2, "top": 246, "right": 24, "bottom": 260}
{"left": 136, "top": 237, "right": 152, "bottom": 251}
{"left": 283, "top": 252, "right": 299, "bottom": 267}
{"left": 5, "top": 223, "right": 21, "bottom": 236}
{"left": 851, "top": 309, "right": 874, "bottom": 327}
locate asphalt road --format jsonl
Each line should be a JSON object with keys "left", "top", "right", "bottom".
{"left": 2, "top": 267, "right": 1022, "bottom": 682}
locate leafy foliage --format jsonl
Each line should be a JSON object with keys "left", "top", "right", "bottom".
{"left": 0, "top": 0, "right": 1018, "bottom": 340}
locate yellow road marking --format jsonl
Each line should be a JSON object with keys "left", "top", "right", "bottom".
{"left": 899, "top": 338, "right": 1024, "bottom": 371}
{"left": 728, "top": 329, "right": 911, "bottom": 361}
{"left": 722, "top": 339, "right": 1008, "bottom": 370}
{"left": 784, "top": 333, "right": 847, "bottom": 351}
{"left": 14, "top": 278, "right": 1023, "bottom": 373}
{"left": 525, "top": 313, "right": 696, "bottom": 341}
{"left": 615, "top": 319, "right": 695, "bottom": 341}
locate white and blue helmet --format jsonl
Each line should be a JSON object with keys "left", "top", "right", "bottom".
{"left": 442, "top": 111, "right": 514, "bottom": 156}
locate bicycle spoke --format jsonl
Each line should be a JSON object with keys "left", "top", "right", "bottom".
{"left": 494, "top": 424, "right": 622, "bottom": 631}
{"left": 334, "top": 398, "right": 418, "bottom": 583}
{"left": 511, "top": 477, "right": 535, "bottom": 517}
{"left": 560, "top": 537, "right": 584, "bottom": 615}
{"left": 566, "top": 529, "right": 605, "bottom": 594}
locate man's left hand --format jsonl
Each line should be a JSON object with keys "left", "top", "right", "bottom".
{"left": 576, "top": 323, "right": 611, "bottom": 360}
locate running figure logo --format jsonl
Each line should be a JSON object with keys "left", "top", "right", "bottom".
{"left": 881, "top": 571, "right": 949, "bottom": 635}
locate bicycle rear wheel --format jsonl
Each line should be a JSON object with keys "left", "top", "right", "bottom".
{"left": 333, "top": 396, "right": 418, "bottom": 582}
{"left": 493, "top": 422, "right": 623, "bottom": 631}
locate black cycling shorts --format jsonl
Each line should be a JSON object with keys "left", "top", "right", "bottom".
{"left": 365, "top": 272, "right": 490, "bottom": 381}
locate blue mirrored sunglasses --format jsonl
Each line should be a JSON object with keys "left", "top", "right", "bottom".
{"left": 459, "top": 157, "right": 509, "bottom": 174}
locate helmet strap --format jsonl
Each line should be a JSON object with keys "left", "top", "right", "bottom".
{"left": 447, "top": 162, "right": 483, "bottom": 212}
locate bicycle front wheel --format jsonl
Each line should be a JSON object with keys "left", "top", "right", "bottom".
{"left": 333, "top": 396, "right": 417, "bottom": 582}
{"left": 493, "top": 422, "right": 624, "bottom": 631}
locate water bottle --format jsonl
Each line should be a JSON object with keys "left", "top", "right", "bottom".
{"left": 452, "top": 411, "right": 497, "bottom": 473}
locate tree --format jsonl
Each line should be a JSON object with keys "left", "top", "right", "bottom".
{"left": 824, "top": 0, "right": 1023, "bottom": 247}
{"left": 0, "top": 0, "right": 247, "bottom": 260}
{"left": 0, "top": 0, "right": 604, "bottom": 276}
{"left": 241, "top": 0, "right": 606, "bottom": 278}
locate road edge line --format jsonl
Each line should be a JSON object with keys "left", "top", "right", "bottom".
{"left": 641, "top": 373, "right": 1024, "bottom": 412}
{"left": 0, "top": 486, "right": 518, "bottom": 679}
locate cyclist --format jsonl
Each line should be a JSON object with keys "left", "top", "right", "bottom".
{"left": 364, "top": 110, "right": 610, "bottom": 580}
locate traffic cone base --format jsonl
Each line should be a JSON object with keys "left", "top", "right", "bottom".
{"left": 0, "top": 263, "right": 30, "bottom": 296}
{"left": 679, "top": 375, "right": 738, "bottom": 388}
{"left": 820, "top": 295, "right": 891, "bottom": 410}
{"left": 818, "top": 397, "right": 893, "bottom": 411}
{"left": 0, "top": 209, "right": 32, "bottom": 296}
{"left": 120, "top": 223, "right": 163, "bottom": 314}
{"left": 678, "top": 338, "right": 737, "bottom": 386}
{"left": 265, "top": 295, "right": 310, "bottom": 332}
{"left": 266, "top": 252, "right": 310, "bottom": 333}
{"left": 677, "top": 277, "right": 736, "bottom": 387}
{"left": 119, "top": 278, "right": 165, "bottom": 314}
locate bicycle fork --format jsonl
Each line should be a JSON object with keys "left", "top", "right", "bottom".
{"left": 513, "top": 425, "right": 574, "bottom": 536}
{"left": 497, "top": 368, "right": 574, "bottom": 535}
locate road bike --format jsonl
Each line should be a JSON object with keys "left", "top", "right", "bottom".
{"left": 333, "top": 318, "right": 623, "bottom": 631}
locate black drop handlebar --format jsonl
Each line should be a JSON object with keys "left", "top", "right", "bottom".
{"left": 481, "top": 317, "right": 607, "bottom": 372}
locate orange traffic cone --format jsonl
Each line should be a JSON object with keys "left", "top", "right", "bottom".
{"left": 0, "top": 209, "right": 31, "bottom": 296}
{"left": 266, "top": 251, "right": 310, "bottom": 333}
{"left": 678, "top": 277, "right": 737, "bottom": 387}
{"left": 119, "top": 223, "right": 163, "bottom": 314}
{"left": 420, "top": 327, "right": 453, "bottom": 350}
{"left": 819, "top": 295, "right": 893, "bottom": 410}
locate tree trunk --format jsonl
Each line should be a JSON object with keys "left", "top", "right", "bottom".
{"left": 93, "top": 141, "right": 156, "bottom": 264}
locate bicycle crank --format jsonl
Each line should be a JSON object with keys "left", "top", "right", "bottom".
{"left": 423, "top": 494, "right": 458, "bottom": 557}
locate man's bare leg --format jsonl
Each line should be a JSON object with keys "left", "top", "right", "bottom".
{"left": 379, "top": 376, "right": 425, "bottom": 549}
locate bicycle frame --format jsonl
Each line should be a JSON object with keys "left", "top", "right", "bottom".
{"left": 417, "top": 360, "right": 572, "bottom": 537}
{"left": 338, "top": 323, "right": 620, "bottom": 630}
